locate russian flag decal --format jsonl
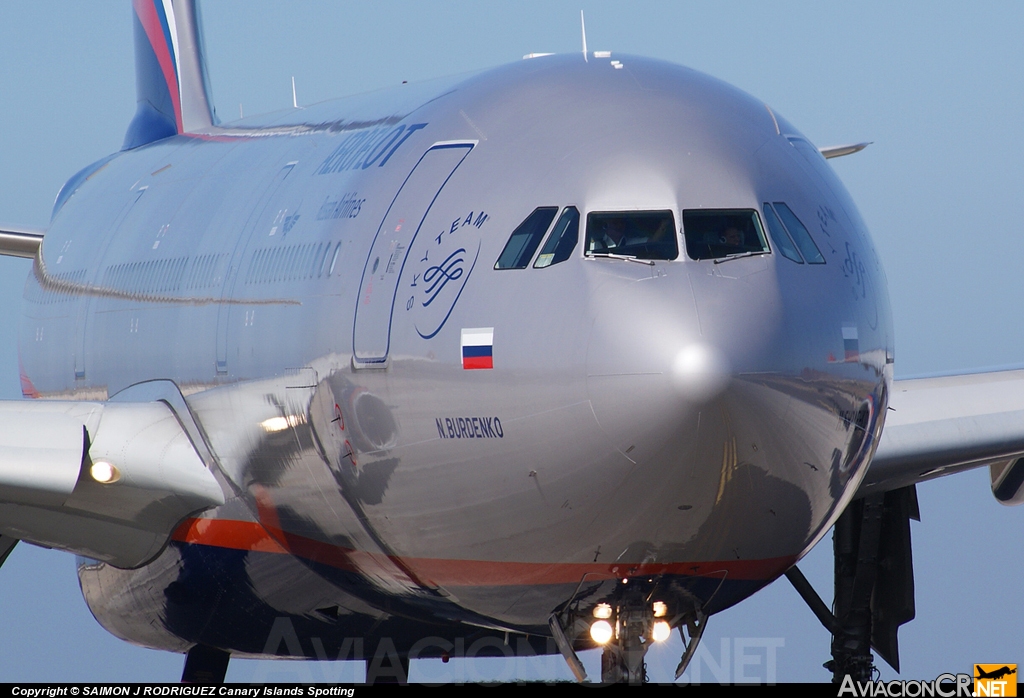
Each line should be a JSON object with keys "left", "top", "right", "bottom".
{"left": 461, "top": 327, "right": 494, "bottom": 370}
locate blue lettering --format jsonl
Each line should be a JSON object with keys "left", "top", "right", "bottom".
{"left": 316, "top": 192, "right": 364, "bottom": 221}
{"left": 320, "top": 132, "right": 359, "bottom": 174}
{"left": 351, "top": 126, "right": 389, "bottom": 169}
{"left": 378, "top": 123, "right": 427, "bottom": 166}
{"left": 473, "top": 212, "right": 489, "bottom": 228}
{"left": 362, "top": 125, "right": 406, "bottom": 169}
{"left": 463, "top": 212, "right": 473, "bottom": 228}
{"left": 316, "top": 123, "right": 429, "bottom": 174}
{"left": 436, "top": 416, "right": 504, "bottom": 439}
{"left": 340, "top": 131, "right": 373, "bottom": 170}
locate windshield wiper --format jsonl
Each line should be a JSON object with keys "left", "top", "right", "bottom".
{"left": 588, "top": 253, "right": 656, "bottom": 266}
{"left": 713, "top": 251, "right": 765, "bottom": 264}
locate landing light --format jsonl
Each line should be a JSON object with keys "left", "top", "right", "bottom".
{"left": 593, "top": 603, "right": 613, "bottom": 619}
{"left": 90, "top": 460, "right": 121, "bottom": 484}
{"left": 590, "top": 620, "right": 613, "bottom": 645}
{"left": 652, "top": 601, "right": 667, "bottom": 618}
{"left": 260, "top": 414, "right": 304, "bottom": 433}
{"left": 652, "top": 620, "right": 671, "bottom": 643}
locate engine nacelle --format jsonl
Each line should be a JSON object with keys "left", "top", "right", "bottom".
{"left": 0, "top": 399, "right": 224, "bottom": 568}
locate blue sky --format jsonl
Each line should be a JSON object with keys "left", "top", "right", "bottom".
{"left": 0, "top": 1, "right": 1021, "bottom": 683}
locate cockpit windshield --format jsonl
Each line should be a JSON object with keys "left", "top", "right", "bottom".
{"left": 682, "top": 209, "right": 769, "bottom": 261}
{"left": 585, "top": 211, "right": 678, "bottom": 260}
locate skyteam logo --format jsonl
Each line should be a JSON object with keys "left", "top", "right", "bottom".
{"left": 407, "top": 209, "right": 488, "bottom": 340}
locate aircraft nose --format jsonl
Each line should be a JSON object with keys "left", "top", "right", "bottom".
{"left": 669, "top": 342, "right": 731, "bottom": 404}
{"left": 580, "top": 259, "right": 890, "bottom": 575}
{"left": 584, "top": 265, "right": 781, "bottom": 466}
{"left": 582, "top": 267, "right": 826, "bottom": 568}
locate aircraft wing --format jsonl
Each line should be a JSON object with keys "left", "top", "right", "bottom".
{"left": 0, "top": 225, "right": 43, "bottom": 258}
{"left": 862, "top": 369, "right": 1024, "bottom": 504}
{"left": 0, "top": 393, "right": 225, "bottom": 569}
{"left": 819, "top": 142, "right": 871, "bottom": 159}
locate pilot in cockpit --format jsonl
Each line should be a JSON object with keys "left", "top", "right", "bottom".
{"left": 720, "top": 224, "right": 745, "bottom": 252}
{"left": 593, "top": 217, "right": 628, "bottom": 251}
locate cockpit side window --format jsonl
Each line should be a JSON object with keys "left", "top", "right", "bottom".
{"left": 494, "top": 207, "right": 558, "bottom": 270}
{"left": 585, "top": 210, "right": 678, "bottom": 260}
{"left": 682, "top": 209, "right": 769, "bottom": 261}
{"left": 534, "top": 207, "right": 579, "bottom": 268}
{"left": 761, "top": 203, "right": 803, "bottom": 263}
{"left": 772, "top": 202, "right": 825, "bottom": 264}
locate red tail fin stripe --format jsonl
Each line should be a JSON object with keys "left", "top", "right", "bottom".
{"left": 133, "top": 0, "right": 183, "bottom": 132}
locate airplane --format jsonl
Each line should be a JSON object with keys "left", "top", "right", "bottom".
{"left": 975, "top": 666, "right": 1016, "bottom": 681}
{"left": 0, "top": 1, "right": 1019, "bottom": 683}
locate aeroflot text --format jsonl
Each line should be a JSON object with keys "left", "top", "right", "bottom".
{"left": 837, "top": 673, "right": 973, "bottom": 697}
{"left": 12, "top": 690, "right": 354, "bottom": 698}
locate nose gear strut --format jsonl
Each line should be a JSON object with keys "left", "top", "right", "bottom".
{"left": 600, "top": 588, "right": 652, "bottom": 683}
{"left": 551, "top": 580, "right": 703, "bottom": 684}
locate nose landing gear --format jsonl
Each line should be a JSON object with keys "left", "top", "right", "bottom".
{"left": 599, "top": 589, "right": 653, "bottom": 683}
{"left": 550, "top": 581, "right": 685, "bottom": 684}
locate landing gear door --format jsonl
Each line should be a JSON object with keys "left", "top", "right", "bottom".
{"left": 352, "top": 141, "right": 475, "bottom": 368}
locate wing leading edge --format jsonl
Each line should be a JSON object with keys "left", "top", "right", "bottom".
{"left": 863, "top": 369, "right": 1024, "bottom": 504}
{"left": 0, "top": 398, "right": 225, "bottom": 568}
{"left": 0, "top": 225, "right": 43, "bottom": 259}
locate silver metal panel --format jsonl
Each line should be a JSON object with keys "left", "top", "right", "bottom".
{"left": 13, "top": 52, "right": 897, "bottom": 652}
{"left": 0, "top": 226, "right": 43, "bottom": 259}
{"left": 0, "top": 399, "right": 223, "bottom": 568}
{"left": 864, "top": 370, "right": 1024, "bottom": 495}
{"left": 0, "top": 410, "right": 84, "bottom": 506}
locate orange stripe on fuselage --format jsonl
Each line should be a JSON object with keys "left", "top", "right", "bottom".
{"left": 171, "top": 516, "right": 795, "bottom": 587}
{"left": 172, "top": 517, "right": 288, "bottom": 554}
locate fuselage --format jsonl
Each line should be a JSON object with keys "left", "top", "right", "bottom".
{"left": 19, "top": 54, "right": 892, "bottom": 657}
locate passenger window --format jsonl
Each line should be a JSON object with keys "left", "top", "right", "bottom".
{"left": 534, "top": 207, "right": 580, "bottom": 268}
{"left": 585, "top": 210, "right": 678, "bottom": 260}
{"left": 761, "top": 204, "right": 803, "bottom": 263}
{"left": 495, "top": 207, "right": 558, "bottom": 270}
{"left": 682, "top": 209, "right": 769, "bottom": 261}
{"left": 772, "top": 202, "right": 825, "bottom": 264}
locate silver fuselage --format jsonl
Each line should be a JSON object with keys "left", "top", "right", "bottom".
{"left": 19, "top": 55, "right": 892, "bottom": 656}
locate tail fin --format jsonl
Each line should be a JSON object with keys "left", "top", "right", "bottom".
{"left": 123, "top": 0, "right": 217, "bottom": 150}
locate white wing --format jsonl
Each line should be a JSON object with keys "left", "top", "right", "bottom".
{"left": 864, "top": 369, "right": 1024, "bottom": 504}
{"left": 0, "top": 393, "right": 224, "bottom": 569}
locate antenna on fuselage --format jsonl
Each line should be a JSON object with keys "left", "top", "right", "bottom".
{"left": 291, "top": 77, "right": 298, "bottom": 108}
{"left": 581, "top": 11, "right": 588, "bottom": 61}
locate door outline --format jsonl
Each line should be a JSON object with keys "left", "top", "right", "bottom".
{"left": 215, "top": 161, "right": 298, "bottom": 374}
{"left": 352, "top": 140, "right": 476, "bottom": 368}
